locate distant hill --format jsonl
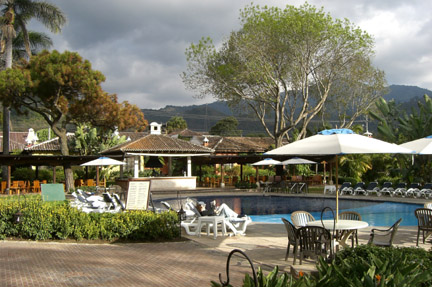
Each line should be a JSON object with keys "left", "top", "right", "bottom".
{"left": 142, "top": 85, "right": 432, "bottom": 135}
{"left": 384, "top": 85, "right": 432, "bottom": 103}
{"left": 10, "top": 84, "right": 431, "bottom": 133}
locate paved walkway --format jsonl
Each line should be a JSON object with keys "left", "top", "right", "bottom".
{"left": 0, "top": 190, "right": 430, "bottom": 286}
{"left": 0, "top": 224, "right": 428, "bottom": 286}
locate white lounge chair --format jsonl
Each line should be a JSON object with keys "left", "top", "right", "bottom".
{"left": 390, "top": 183, "right": 407, "bottom": 197}
{"left": 401, "top": 183, "right": 421, "bottom": 198}
{"left": 377, "top": 182, "right": 393, "bottom": 196}
{"left": 414, "top": 183, "right": 432, "bottom": 198}
{"left": 181, "top": 199, "right": 251, "bottom": 236}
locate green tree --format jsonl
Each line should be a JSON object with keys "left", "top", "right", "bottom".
{"left": 0, "top": 50, "right": 147, "bottom": 191}
{"left": 0, "top": 0, "right": 66, "bottom": 179}
{"left": 182, "top": 3, "right": 386, "bottom": 147}
{"left": 209, "top": 116, "right": 241, "bottom": 136}
{"left": 166, "top": 116, "right": 187, "bottom": 133}
{"left": 36, "top": 128, "right": 54, "bottom": 142}
{"left": 73, "top": 124, "right": 127, "bottom": 156}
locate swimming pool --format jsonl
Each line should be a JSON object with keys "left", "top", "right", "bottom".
{"left": 171, "top": 195, "right": 422, "bottom": 226}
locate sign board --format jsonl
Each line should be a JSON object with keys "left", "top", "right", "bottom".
{"left": 126, "top": 180, "right": 151, "bottom": 210}
{"left": 41, "top": 183, "right": 66, "bottom": 202}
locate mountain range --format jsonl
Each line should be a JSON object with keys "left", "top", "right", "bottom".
{"left": 142, "top": 85, "right": 432, "bottom": 135}
{"left": 9, "top": 84, "right": 431, "bottom": 134}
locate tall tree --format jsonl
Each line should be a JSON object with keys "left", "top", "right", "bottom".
{"left": 209, "top": 116, "right": 241, "bottom": 136}
{"left": 0, "top": 50, "right": 147, "bottom": 191}
{"left": 166, "top": 116, "right": 187, "bottom": 134}
{"left": 182, "top": 3, "right": 386, "bottom": 147}
{"left": 0, "top": 0, "right": 66, "bottom": 180}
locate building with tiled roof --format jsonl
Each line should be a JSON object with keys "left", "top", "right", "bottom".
{"left": 102, "top": 134, "right": 214, "bottom": 155}
{"left": 169, "top": 128, "right": 203, "bottom": 139}
{"left": 191, "top": 135, "right": 274, "bottom": 155}
{"left": 24, "top": 133, "right": 75, "bottom": 154}
{"left": 0, "top": 131, "right": 31, "bottom": 153}
{"left": 24, "top": 132, "right": 147, "bottom": 155}
{"left": 102, "top": 123, "right": 214, "bottom": 177}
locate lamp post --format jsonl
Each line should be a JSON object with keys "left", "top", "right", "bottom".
{"left": 14, "top": 194, "right": 27, "bottom": 224}
{"left": 177, "top": 191, "right": 186, "bottom": 238}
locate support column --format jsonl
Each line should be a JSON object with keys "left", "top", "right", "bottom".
{"left": 134, "top": 157, "right": 139, "bottom": 178}
{"left": 187, "top": 156, "right": 192, "bottom": 177}
{"left": 220, "top": 164, "right": 225, "bottom": 187}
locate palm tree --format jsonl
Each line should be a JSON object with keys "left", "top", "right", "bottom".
{"left": 0, "top": 0, "right": 66, "bottom": 180}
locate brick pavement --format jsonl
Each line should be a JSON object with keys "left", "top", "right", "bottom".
{"left": 0, "top": 240, "right": 250, "bottom": 287}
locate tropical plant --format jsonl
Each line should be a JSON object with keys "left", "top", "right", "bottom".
{"left": 315, "top": 245, "right": 432, "bottom": 287}
{"left": 370, "top": 95, "right": 432, "bottom": 182}
{"left": 72, "top": 124, "right": 127, "bottom": 156}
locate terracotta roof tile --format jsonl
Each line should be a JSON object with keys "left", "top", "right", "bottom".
{"left": 193, "top": 136, "right": 274, "bottom": 153}
{"left": 102, "top": 134, "right": 214, "bottom": 154}
{"left": 0, "top": 132, "right": 30, "bottom": 152}
{"left": 25, "top": 134, "right": 75, "bottom": 152}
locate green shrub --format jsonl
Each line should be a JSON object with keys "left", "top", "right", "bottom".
{"left": 0, "top": 195, "right": 179, "bottom": 241}
{"left": 216, "top": 245, "right": 432, "bottom": 287}
{"left": 12, "top": 167, "right": 35, "bottom": 181}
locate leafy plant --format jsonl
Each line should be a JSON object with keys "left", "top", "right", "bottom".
{"left": 315, "top": 245, "right": 432, "bottom": 287}
{"left": 0, "top": 195, "right": 179, "bottom": 241}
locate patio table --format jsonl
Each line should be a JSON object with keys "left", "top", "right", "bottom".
{"left": 307, "top": 219, "right": 369, "bottom": 247}
{"left": 197, "top": 216, "right": 226, "bottom": 239}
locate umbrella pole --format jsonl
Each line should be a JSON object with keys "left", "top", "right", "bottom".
{"left": 96, "top": 166, "right": 100, "bottom": 187}
{"left": 335, "top": 155, "right": 339, "bottom": 222}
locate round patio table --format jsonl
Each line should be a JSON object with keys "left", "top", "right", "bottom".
{"left": 307, "top": 219, "right": 369, "bottom": 247}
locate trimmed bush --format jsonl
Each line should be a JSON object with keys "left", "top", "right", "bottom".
{"left": 0, "top": 195, "right": 179, "bottom": 241}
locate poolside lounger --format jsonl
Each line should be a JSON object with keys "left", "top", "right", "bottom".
{"left": 377, "top": 182, "right": 393, "bottom": 197}
{"left": 181, "top": 199, "right": 251, "bottom": 236}
{"left": 389, "top": 183, "right": 407, "bottom": 197}
{"left": 338, "top": 182, "right": 352, "bottom": 195}
{"left": 414, "top": 183, "right": 432, "bottom": 198}
{"left": 364, "top": 182, "right": 380, "bottom": 196}
{"left": 70, "top": 191, "right": 107, "bottom": 213}
{"left": 400, "top": 183, "right": 421, "bottom": 198}
{"left": 350, "top": 182, "right": 366, "bottom": 195}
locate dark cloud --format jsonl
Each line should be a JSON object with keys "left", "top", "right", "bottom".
{"left": 30, "top": 0, "right": 432, "bottom": 109}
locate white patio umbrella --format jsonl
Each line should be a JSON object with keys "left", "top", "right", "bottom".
{"left": 399, "top": 136, "right": 432, "bottom": 154}
{"left": 265, "top": 129, "right": 414, "bottom": 218}
{"left": 251, "top": 158, "right": 281, "bottom": 183}
{"left": 81, "top": 157, "right": 126, "bottom": 186}
{"left": 279, "top": 157, "right": 316, "bottom": 165}
{"left": 251, "top": 158, "right": 281, "bottom": 165}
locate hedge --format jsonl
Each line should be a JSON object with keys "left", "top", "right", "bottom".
{"left": 0, "top": 195, "right": 180, "bottom": 241}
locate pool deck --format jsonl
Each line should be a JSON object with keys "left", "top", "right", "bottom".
{"left": 155, "top": 188, "right": 431, "bottom": 275}
{"left": 0, "top": 188, "right": 430, "bottom": 286}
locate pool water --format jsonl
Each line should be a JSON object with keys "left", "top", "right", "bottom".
{"left": 182, "top": 195, "right": 422, "bottom": 226}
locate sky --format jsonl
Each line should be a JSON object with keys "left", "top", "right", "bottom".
{"left": 30, "top": 0, "right": 432, "bottom": 109}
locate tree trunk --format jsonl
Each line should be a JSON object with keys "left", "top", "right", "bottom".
{"left": 2, "top": 26, "right": 14, "bottom": 181}
{"left": 63, "top": 163, "right": 74, "bottom": 192}
{"left": 57, "top": 129, "right": 74, "bottom": 192}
